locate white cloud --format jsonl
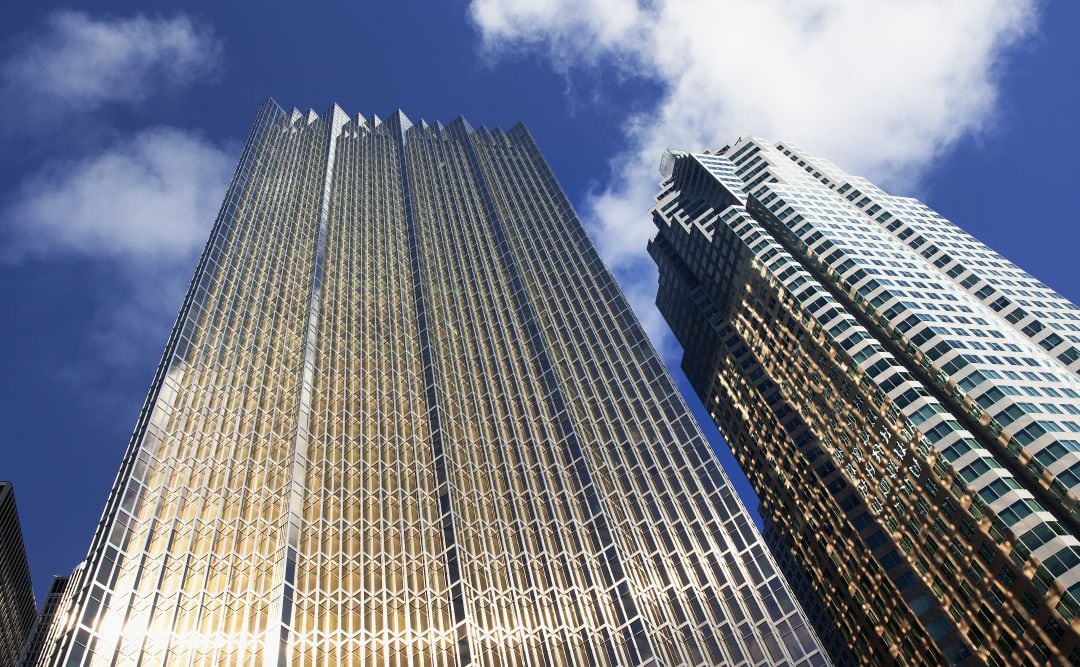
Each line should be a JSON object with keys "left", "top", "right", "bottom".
{"left": 3, "top": 127, "right": 236, "bottom": 367}
{"left": 2, "top": 10, "right": 221, "bottom": 119}
{"left": 470, "top": 0, "right": 1038, "bottom": 354}
{"left": 0, "top": 10, "right": 231, "bottom": 372}
{"left": 6, "top": 127, "right": 234, "bottom": 263}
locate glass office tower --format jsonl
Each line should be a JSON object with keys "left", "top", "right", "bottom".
{"left": 22, "top": 575, "right": 69, "bottom": 666}
{"left": 649, "top": 139, "right": 1080, "bottom": 666}
{"left": 35, "top": 102, "right": 828, "bottom": 666}
{"left": 0, "top": 482, "right": 37, "bottom": 665}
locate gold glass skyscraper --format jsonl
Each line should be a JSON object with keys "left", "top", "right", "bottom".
{"left": 35, "top": 102, "right": 828, "bottom": 666}
{"left": 649, "top": 139, "right": 1080, "bottom": 665}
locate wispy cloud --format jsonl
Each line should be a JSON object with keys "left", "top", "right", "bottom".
{"left": 1, "top": 10, "right": 221, "bottom": 122}
{"left": 5, "top": 128, "right": 234, "bottom": 264}
{"left": 2, "top": 126, "right": 237, "bottom": 371}
{"left": 0, "top": 11, "right": 233, "bottom": 373}
{"left": 470, "top": 0, "right": 1039, "bottom": 354}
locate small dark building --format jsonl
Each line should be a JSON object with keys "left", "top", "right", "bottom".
{"left": 0, "top": 482, "right": 36, "bottom": 665}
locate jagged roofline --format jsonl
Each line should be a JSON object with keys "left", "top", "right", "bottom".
{"left": 258, "top": 98, "right": 533, "bottom": 137}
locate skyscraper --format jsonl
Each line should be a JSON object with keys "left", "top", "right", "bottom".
{"left": 21, "top": 575, "right": 69, "bottom": 666}
{"left": 35, "top": 102, "right": 829, "bottom": 666}
{"left": 649, "top": 138, "right": 1080, "bottom": 665}
{"left": 0, "top": 482, "right": 37, "bottom": 666}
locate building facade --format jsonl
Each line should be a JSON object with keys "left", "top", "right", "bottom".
{"left": 35, "top": 102, "right": 829, "bottom": 666}
{"left": 1, "top": 482, "right": 37, "bottom": 665}
{"left": 21, "top": 575, "right": 69, "bottom": 666}
{"left": 649, "top": 139, "right": 1080, "bottom": 666}
{"left": 761, "top": 520, "right": 855, "bottom": 667}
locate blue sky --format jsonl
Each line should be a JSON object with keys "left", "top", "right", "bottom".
{"left": 1, "top": 0, "right": 1076, "bottom": 604}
